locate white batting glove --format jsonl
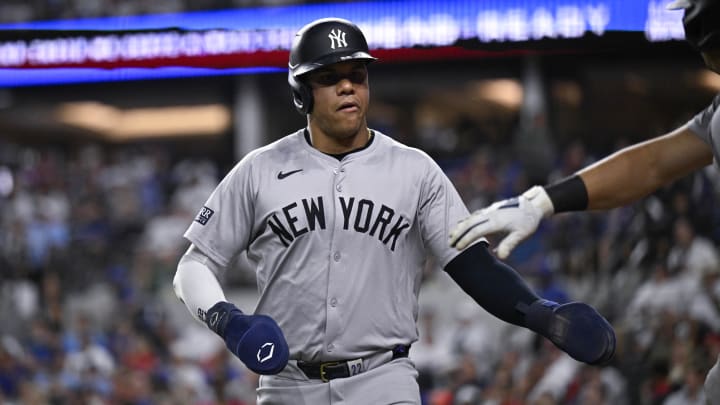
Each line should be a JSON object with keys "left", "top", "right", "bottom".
{"left": 449, "top": 186, "right": 555, "bottom": 259}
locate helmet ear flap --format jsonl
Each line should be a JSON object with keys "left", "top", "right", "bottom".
{"left": 288, "top": 71, "right": 313, "bottom": 115}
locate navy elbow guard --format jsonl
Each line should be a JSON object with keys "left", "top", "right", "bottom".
{"left": 519, "top": 299, "right": 616, "bottom": 365}
{"left": 205, "top": 301, "right": 290, "bottom": 374}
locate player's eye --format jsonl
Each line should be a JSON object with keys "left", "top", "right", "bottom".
{"left": 347, "top": 70, "right": 367, "bottom": 84}
{"left": 311, "top": 69, "right": 367, "bottom": 86}
{"left": 313, "top": 73, "right": 342, "bottom": 86}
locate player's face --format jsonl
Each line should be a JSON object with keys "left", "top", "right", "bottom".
{"left": 306, "top": 61, "right": 370, "bottom": 140}
{"left": 702, "top": 49, "right": 720, "bottom": 73}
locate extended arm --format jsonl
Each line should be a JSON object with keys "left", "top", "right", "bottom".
{"left": 444, "top": 243, "right": 615, "bottom": 365}
{"left": 580, "top": 126, "right": 712, "bottom": 210}
{"left": 450, "top": 126, "right": 713, "bottom": 257}
{"left": 174, "top": 244, "right": 289, "bottom": 374}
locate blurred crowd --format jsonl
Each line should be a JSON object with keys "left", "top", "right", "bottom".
{"left": 1, "top": 117, "right": 720, "bottom": 405}
{"left": 0, "top": 140, "right": 255, "bottom": 405}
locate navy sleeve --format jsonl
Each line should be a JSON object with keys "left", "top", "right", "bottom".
{"left": 444, "top": 242, "right": 539, "bottom": 327}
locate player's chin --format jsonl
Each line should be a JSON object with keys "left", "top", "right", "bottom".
{"left": 331, "top": 127, "right": 362, "bottom": 140}
{"left": 335, "top": 114, "right": 364, "bottom": 132}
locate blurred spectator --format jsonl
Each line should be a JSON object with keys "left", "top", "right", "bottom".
{"left": 530, "top": 259, "right": 570, "bottom": 305}
{"left": 667, "top": 216, "right": 720, "bottom": 278}
{"left": 625, "top": 262, "right": 691, "bottom": 336}
{"left": 688, "top": 265, "right": 720, "bottom": 333}
{"left": 662, "top": 360, "right": 707, "bottom": 405}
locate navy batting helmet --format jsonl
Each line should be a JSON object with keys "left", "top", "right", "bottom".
{"left": 288, "top": 18, "right": 377, "bottom": 115}
{"left": 668, "top": 0, "right": 720, "bottom": 51}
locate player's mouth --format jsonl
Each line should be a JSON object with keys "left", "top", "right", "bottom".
{"left": 337, "top": 101, "right": 359, "bottom": 112}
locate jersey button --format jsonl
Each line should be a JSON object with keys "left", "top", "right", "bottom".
{"left": 336, "top": 184, "right": 342, "bottom": 192}
{"left": 327, "top": 344, "right": 334, "bottom": 352}
{"left": 333, "top": 169, "right": 338, "bottom": 175}
{"left": 333, "top": 252, "right": 341, "bottom": 262}
{"left": 330, "top": 298, "right": 338, "bottom": 307}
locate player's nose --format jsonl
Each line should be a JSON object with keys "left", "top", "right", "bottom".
{"left": 336, "top": 78, "right": 355, "bottom": 94}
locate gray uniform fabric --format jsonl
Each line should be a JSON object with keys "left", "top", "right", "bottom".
{"left": 689, "top": 94, "right": 720, "bottom": 167}
{"left": 184, "top": 129, "right": 468, "bottom": 402}
{"left": 688, "top": 94, "right": 720, "bottom": 405}
{"left": 256, "top": 357, "right": 420, "bottom": 405}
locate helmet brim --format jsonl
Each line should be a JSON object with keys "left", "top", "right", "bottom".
{"left": 291, "top": 51, "right": 377, "bottom": 77}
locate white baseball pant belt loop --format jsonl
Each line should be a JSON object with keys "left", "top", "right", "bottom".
{"left": 296, "top": 344, "right": 411, "bottom": 382}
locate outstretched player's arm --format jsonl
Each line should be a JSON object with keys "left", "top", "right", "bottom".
{"left": 449, "top": 125, "right": 713, "bottom": 258}
{"left": 578, "top": 126, "right": 712, "bottom": 210}
{"left": 418, "top": 156, "right": 615, "bottom": 365}
{"left": 444, "top": 242, "right": 615, "bottom": 366}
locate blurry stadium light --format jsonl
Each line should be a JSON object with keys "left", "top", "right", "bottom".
{"left": 469, "top": 79, "right": 523, "bottom": 110}
{"left": 698, "top": 70, "right": 720, "bottom": 91}
{"left": 54, "top": 102, "right": 230, "bottom": 140}
{"left": 551, "top": 80, "right": 583, "bottom": 107}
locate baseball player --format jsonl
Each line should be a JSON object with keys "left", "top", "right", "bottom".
{"left": 450, "top": 0, "right": 720, "bottom": 403}
{"left": 173, "top": 18, "right": 615, "bottom": 404}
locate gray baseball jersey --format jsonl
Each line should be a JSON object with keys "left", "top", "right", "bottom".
{"left": 689, "top": 93, "right": 720, "bottom": 164}
{"left": 184, "top": 129, "right": 469, "bottom": 363}
{"left": 685, "top": 93, "right": 720, "bottom": 405}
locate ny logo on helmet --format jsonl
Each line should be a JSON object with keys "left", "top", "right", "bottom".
{"left": 328, "top": 29, "right": 347, "bottom": 49}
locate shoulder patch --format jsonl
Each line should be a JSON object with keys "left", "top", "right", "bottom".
{"left": 195, "top": 206, "right": 215, "bottom": 225}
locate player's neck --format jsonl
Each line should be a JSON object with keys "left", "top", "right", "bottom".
{"left": 307, "top": 125, "right": 371, "bottom": 155}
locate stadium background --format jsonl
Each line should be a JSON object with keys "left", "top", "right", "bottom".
{"left": 1, "top": 1, "right": 719, "bottom": 404}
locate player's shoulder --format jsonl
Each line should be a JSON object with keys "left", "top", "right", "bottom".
{"left": 222, "top": 130, "right": 304, "bottom": 180}
{"left": 700, "top": 92, "right": 720, "bottom": 119}
{"left": 374, "top": 130, "right": 436, "bottom": 164}
{"left": 688, "top": 93, "right": 720, "bottom": 136}
{"left": 712, "top": 92, "right": 720, "bottom": 110}
{"left": 374, "top": 130, "right": 445, "bottom": 178}
{"left": 238, "top": 130, "right": 306, "bottom": 164}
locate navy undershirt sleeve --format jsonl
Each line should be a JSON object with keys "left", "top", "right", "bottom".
{"left": 444, "top": 242, "right": 539, "bottom": 327}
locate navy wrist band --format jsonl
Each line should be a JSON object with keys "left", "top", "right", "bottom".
{"left": 545, "top": 174, "right": 589, "bottom": 213}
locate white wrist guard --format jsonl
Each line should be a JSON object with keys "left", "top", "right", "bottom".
{"left": 521, "top": 186, "right": 555, "bottom": 218}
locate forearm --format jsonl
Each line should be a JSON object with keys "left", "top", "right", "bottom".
{"left": 578, "top": 141, "right": 675, "bottom": 210}
{"left": 551, "top": 127, "right": 713, "bottom": 213}
{"left": 444, "top": 243, "right": 539, "bottom": 327}
{"left": 444, "top": 243, "right": 616, "bottom": 365}
{"left": 174, "top": 247, "right": 289, "bottom": 374}
{"left": 173, "top": 246, "right": 227, "bottom": 323}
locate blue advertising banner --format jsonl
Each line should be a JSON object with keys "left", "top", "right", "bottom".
{"left": 0, "top": 0, "right": 685, "bottom": 86}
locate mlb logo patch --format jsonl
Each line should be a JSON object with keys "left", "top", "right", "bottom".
{"left": 195, "top": 206, "right": 215, "bottom": 225}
